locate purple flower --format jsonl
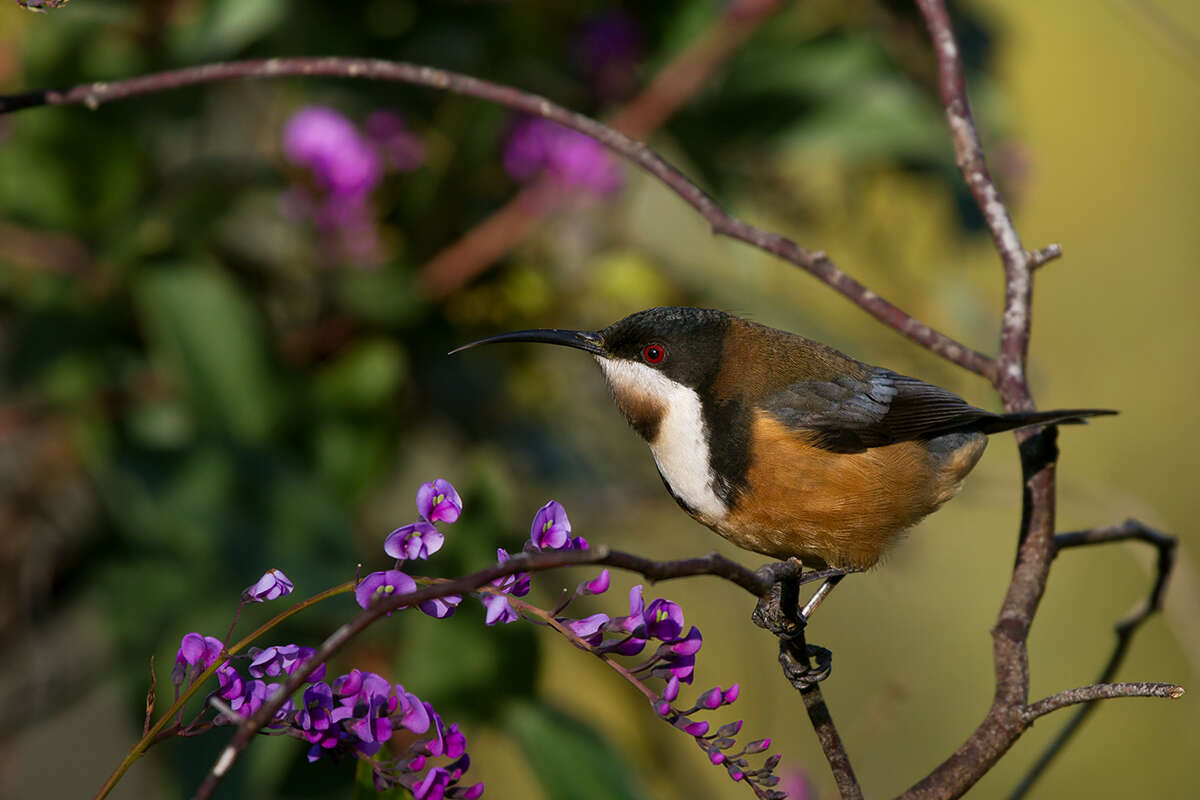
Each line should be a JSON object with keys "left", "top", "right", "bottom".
{"left": 669, "top": 626, "right": 703, "bottom": 656}
{"left": 547, "top": 132, "right": 623, "bottom": 195}
{"left": 242, "top": 568, "right": 293, "bottom": 602}
{"left": 423, "top": 706, "right": 466, "bottom": 758}
{"left": 530, "top": 500, "right": 572, "bottom": 550}
{"left": 575, "top": 10, "right": 644, "bottom": 100}
{"left": 364, "top": 111, "right": 427, "bottom": 172}
{"left": 356, "top": 570, "right": 417, "bottom": 612}
{"left": 481, "top": 593, "right": 518, "bottom": 626}
{"left": 394, "top": 685, "right": 432, "bottom": 734}
{"left": 582, "top": 569, "right": 610, "bottom": 595}
{"left": 215, "top": 662, "right": 244, "bottom": 704}
{"left": 247, "top": 644, "right": 326, "bottom": 682}
{"left": 385, "top": 521, "right": 445, "bottom": 561}
{"left": 644, "top": 598, "right": 684, "bottom": 641}
{"left": 419, "top": 593, "right": 462, "bottom": 619}
{"left": 217, "top": 679, "right": 291, "bottom": 725}
{"left": 502, "top": 118, "right": 623, "bottom": 196}
{"left": 417, "top": 479, "right": 463, "bottom": 524}
{"left": 413, "top": 766, "right": 454, "bottom": 800}
{"left": 565, "top": 613, "right": 610, "bottom": 647}
{"left": 655, "top": 633, "right": 702, "bottom": 684}
{"left": 619, "top": 585, "right": 646, "bottom": 634}
{"left": 481, "top": 548, "right": 531, "bottom": 625}
{"left": 779, "top": 768, "right": 817, "bottom": 800}
{"left": 458, "top": 782, "right": 485, "bottom": 799}
{"left": 173, "top": 633, "right": 223, "bottom": 684}
{"left": 284, "top": 106, "right": 382, "bottom": 197}
{"left": 492, "top": 549, "right": 532, "bottom": 597}
{"left": 698, "top": 687, "right": 725, "bottom": 710}
{"left": 296, "top": 681, "right": 336, "bottom": 748}
{"left": 330, "top": 670, "right": 396, "bottom": 755}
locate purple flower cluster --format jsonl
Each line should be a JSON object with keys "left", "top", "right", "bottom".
{"left": 357, "top": 478, "right": 465, "bottom": 619}
{"left": 479, "top": 500, "right": 596, "bottom": 625}
{"left": 281, "top": 106, "right": 426, "bottom": 266}
{"left": 171, "top": 482, "right": 483, "bottom": 797}
{"left": 164, "top": 482, "right": 781, "bottom": 798}
{"left": 502, "top": 117, "right": 624, "bottom": 196}
{"left": 294, "top": 667, "right": 481, "bottom": 800}
{"left": 189, "top": 640, "right": 482, "bottom": 798}
{"left": 554, "top": 584, "right": 702, "bottom": 681}
{"left": 548, "top": 578, "right": 784, "bottom": 795}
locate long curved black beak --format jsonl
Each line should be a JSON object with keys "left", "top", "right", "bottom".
{"left": 449, "top": 328, "right": 606, "bottom": 356}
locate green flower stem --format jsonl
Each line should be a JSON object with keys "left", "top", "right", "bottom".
{"left": 93, "top": 580, "right": 355, "bottom": 800}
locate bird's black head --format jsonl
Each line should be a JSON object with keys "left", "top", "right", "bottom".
{"left": 596, "top": 307, "right": 732, "bottom": 389}
{"left": 451, "top": 307, "right": 737, "bottom": 442}
{"left": 452, "top": 306, "right": 734, "bottom": 391}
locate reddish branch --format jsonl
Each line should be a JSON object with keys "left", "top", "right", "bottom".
{"left": 0, "top": 56, "right": 994, "bottom": 378}
{"left": 418, "top": 0, "right": 789, "bottom": 298}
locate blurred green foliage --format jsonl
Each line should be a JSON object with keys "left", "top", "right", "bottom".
{"left": 3, "top": 1, "right": 1195, "bottom": 799}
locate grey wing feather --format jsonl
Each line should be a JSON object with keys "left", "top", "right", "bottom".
{"left": 761, "top": 369, "right": 993, "bottom": 452}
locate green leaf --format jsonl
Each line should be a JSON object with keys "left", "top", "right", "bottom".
{"left": 134, "top": 263, "right": 278, "bottom": 441}
{"left": 505, "top": 701, "right": 652, "bottom": 800}
{"left": 170, "top": 0, "right": 286, "bottom": 60}
{"left": 312, "top": 338, "right": 408, "bottom": 413}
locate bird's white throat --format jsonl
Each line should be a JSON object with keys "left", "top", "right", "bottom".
{"left": 595, "top": 357, "right": 728, "bottom": 520}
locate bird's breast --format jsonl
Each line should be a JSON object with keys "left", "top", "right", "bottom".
{"left": 597, "top": 358, "right": 729, "bottom": 521}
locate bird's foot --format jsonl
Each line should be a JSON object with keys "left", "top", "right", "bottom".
{"left": 752, "top": 563, "right": 835, "bottom": 687}
{"left": 752, "top": 575, "right": 808, "bottom": 638}
{"left": 779, "top": 639, "right": 833, "bottom": 689}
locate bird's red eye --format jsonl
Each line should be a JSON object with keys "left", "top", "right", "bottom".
{"left": 642, "top": 344, "right": 665, "bottom": 364}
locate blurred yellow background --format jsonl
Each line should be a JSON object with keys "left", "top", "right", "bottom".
{"left": 1, "top": 1, "right": 1197, "bottom": 799}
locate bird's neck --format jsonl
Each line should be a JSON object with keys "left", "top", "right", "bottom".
{"left": 595, "top": 358, "right": 737, "bottom": 521}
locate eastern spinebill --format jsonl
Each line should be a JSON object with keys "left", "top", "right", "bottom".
{"left": 453, "top": 307, "right": 1113, "bottom": 572}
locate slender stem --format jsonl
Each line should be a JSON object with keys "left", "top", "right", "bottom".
{"left": 1023, "top": 682, "right": 1183, "bottom": 721}
{"left": 1009, "top": 520, "right": 1179, "bottom": 799}
{"left": 800, "top": 685, "right": 863, "bottom": 800}
{"left": 0, "top": 57, "right": 993, "bottom": 378}
{"left": 917, "top": 0, "right": 1032, "bottom": 402}
{"left": 93, "top": 580, "right": 354, "bottom": 800}
{"left": 506, "top": 593, "right": 658, "bottom": 704}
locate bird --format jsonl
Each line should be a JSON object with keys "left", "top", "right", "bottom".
{"left": 453, "top": 307, "right": 1113, "bottom": 576}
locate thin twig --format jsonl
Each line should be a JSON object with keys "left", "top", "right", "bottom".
{"left": 1027, "top": 244, "right": 1063, "bottom": 270}
{"left": 759, "top": 573, "right": 862, "bottom": 799}
{"left": 800, "top": 685, "right": 863, "bottom": 800}
{"left": 0, "top": 57, "right": 994, "bottom": 378}
{"left": 1023, "top": 682, "right": 1183, "bottom": 721}
{"left": 916, "top": 0, "right": 1031, "bottom": 402}
{"left": 1009, "top": 520, "right": 1179, "bottom": 799}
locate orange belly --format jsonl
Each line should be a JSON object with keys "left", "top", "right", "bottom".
{"left": 704, "top": 412, "right": 987, "bottom": 569}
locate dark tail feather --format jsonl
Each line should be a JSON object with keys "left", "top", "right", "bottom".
{"left": 978, "top": 408, "right": 1117, "bottom": 435}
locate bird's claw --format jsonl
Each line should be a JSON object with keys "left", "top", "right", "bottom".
{"left": 752, "top": 580, "right": 804, "bottom": 638}
{"left": 752, "top": 567, "right": 834, "bottom": 688}
{"left": 779, "top": 640, "right": 832, "bottom": 688}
